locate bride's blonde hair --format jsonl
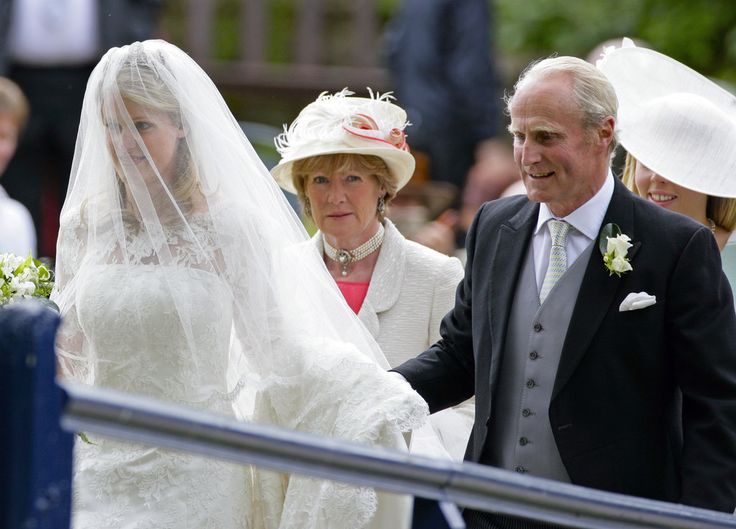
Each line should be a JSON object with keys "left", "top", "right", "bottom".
{"left": 106, "top": 52, "right": 201, "bottom": 224}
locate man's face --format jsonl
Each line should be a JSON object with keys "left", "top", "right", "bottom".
{"left": 509, "top": 73, "right": 614, "bottom": 217}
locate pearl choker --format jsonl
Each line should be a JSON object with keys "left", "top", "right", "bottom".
{"left": 323, "top": 223, "right": 385, "bottom": 277}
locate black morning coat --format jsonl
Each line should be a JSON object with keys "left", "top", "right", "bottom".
{"left": 395, "top": 177, "right": 736, "bottom": 513}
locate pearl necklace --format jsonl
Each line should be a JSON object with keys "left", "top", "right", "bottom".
{"left": 323, "top": 223, "right": 385, "bottom": 277}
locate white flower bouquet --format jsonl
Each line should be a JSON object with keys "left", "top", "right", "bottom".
{"left": 0, "top": 253, "right": 55, "bottom": 308}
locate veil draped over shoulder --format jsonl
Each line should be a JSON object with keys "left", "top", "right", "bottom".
{"left": 52, "top": 40, "right": 426, "bottom": 529}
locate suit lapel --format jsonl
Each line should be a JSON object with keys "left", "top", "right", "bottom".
{"left": 552, "top": 179, "right": 642, "bottom": 399}
{"left": 358, "top": 220, "right": 405, "bottom": 338}
{"left": 489, "top": 201, "right": 538, "bottom": 390}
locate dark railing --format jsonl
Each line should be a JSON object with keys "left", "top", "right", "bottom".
{"left": 0, "top": 302, "right": 72, "bottom": 529}
{"left": 178, "top": 0, "right": 390, "bottom": 94}
{"left": 4, "top": 300, "right": 736, "bottom": 529}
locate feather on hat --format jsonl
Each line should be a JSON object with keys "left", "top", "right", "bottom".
{"left": 271, "top": 89, "right": 416, "bottom": 194}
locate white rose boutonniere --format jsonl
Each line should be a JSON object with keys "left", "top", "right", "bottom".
{"left": 598, "top": 223, "right": 633, "bottom": 277}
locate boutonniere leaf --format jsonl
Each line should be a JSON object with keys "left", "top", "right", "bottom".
{"left": 599, "top": 223, "right": 633, "bottom": 277}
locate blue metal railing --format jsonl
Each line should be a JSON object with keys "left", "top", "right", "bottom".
{"left": 0, "top": 301, "right": 72, "bottom": 529}
{"left": 4, "top": 300, "right": 736, "bottom": 529}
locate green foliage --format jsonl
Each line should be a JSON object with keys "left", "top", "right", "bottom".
{"left": 495, "top": 0, "right": 736, "bottom": 85}
{"left": 160, "top": 0, "right": 736, "bottom": 122}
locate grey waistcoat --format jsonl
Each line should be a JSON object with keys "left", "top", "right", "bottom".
{"left": 483, "top": 239, "right": 595, "bottom": 480}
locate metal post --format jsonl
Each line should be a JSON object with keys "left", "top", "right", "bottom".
{"left": 0, "top": 301, "right": 72, "bottom": 529}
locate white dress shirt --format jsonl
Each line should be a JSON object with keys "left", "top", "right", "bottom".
{"left": 8, "top": 0, "right": 100, "bottom": 65}
{"left": 533, "top": 172, "right": 615, "bottom": 292}
{"left": 0, "top": 184, "right": 36, "bottom": 256}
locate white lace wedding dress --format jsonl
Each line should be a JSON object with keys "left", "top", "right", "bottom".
{"left": 61, "top": 215, "right": 424, "bottom": 529}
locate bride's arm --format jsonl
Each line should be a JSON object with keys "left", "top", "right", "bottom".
{"left": 52, "top": 208, "right": 92, "bottom": 383}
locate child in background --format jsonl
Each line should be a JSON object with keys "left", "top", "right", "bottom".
{"left": 0, "top": 77, "right": 35, "bottom": 256}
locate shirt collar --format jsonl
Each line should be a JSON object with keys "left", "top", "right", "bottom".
{"left": 535, "top": 170, "right": 615, "bottom": 240}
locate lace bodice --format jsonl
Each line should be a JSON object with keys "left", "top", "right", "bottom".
{"left": 68, "top": 225, "right": 254, "bottom": 529}
{"left": 77, "top": 264, "right": 234, "bottom": 408}
{"left": 65, "top": 222, "right": 426, "bottom": 529}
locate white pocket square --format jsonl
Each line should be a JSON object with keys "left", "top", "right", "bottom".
{"left": 619, "top": 292, "right": 656, "bottom": 312}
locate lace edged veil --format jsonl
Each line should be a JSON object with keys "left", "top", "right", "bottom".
{"left": 52, "top": 40, "right": 426, "bottom": 528}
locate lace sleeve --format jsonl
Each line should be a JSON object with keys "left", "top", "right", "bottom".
{"left": 52, "top": 207, "right": 93, "bottom": 383}
{"left": 216, "top": 207, "right": 427, "bottom": 529}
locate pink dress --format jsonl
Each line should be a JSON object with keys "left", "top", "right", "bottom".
{"left": 337, "top": 281, "right": 370, "bottom": 314}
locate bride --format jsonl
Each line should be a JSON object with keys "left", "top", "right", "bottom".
{"left": 52, "top": 40, "right": 428, "bottom": 529}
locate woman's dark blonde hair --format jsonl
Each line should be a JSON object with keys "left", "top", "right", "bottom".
{"left": 292, "top": 153, "right": 396, "bottom": 222}
{"left": 623, "top": 152, "right": 736, "bottom": 231}
{"left": 110, "top": 56, "right": 199, "bottom": 221}
{"left": 0, "top": 77, "right": 29, "bottom": 129}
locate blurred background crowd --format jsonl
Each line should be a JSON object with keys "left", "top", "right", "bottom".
{"left": 2, "top": 0, "right": 736, "bottom": 263}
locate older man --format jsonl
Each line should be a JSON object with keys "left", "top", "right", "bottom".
{"left": 395, "top": 56, "right": 736, "bottom": 527}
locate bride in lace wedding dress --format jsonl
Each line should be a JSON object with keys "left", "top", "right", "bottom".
{"left": 52, "top": 40, "right": 427, "bottom": 529}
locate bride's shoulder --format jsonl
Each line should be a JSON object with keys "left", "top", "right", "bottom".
{"left": 59, "top": 203, "right": 90, "bottom": 238}
{"left": 202, "top": 196, "right": 262, "bottom": 233}
{"left": 59, "top": 195, "right": 120, "bottom": 234}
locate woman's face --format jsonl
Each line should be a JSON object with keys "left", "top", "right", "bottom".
{"left": 107, "top": 99, "right": 184, "bottom": 188}
{"left": 634, "top": 160, "right": 709, "bottom": 222}
{"left": 305, "top": 165, "right": 385, "bottom": 246}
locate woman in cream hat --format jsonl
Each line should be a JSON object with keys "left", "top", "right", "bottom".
{"left": 598, "top": 40, "right": 736, "bottom": 254}
{"left": 273, "top": 89, "right": 473, "bottom": 464}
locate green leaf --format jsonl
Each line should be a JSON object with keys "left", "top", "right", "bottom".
{"left": 598, "top": 223, "right": 621, "bottom": 255}
{"left": 37, "top": 265, "right": 50, "bottom": 281}
{"left": 78, "top": 432, "right": 95, "bottom": 445}
{"left": 13, "top": 254, "right": 33, "bottom": 275}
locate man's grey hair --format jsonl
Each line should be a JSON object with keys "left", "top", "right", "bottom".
{"left": 505, "top": 56, "right": 619, "bottom": 155}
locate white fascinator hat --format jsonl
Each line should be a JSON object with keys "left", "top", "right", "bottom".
{"left": 271, "top": 88, "right": 416, "bottom": 194}
{"left": 597, "top": 38, "right": 736, "bottom": 198}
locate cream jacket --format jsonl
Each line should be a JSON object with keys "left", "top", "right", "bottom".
{"left": 314, "top": 219, "right": 473, "bottom": 460}
{"left": 313, "top": 218, "right": 463, "bottom": 365}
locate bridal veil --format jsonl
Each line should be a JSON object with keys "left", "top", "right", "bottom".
{"left": 52, "top": 40, "right": 426, "bottom": 529}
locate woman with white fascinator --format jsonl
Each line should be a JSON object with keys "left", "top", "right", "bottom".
{"left": 598, "top": 39, "right": 736, "bottom": 259}
{"left": 51, "top": 40, "right": 429, "bottom": 529}
{"left": 272, "top": 89, "right": 473, "bottom": 466}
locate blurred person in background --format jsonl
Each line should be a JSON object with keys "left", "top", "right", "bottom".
{"left": 385, "top": 0, "right": 505, "bottom": 196}
{"left": 0, "top": 0, "right": 163, "bottom": 258}
{"left": 411, "top": 142, "right": 519, "bottom": 263}
{"left": 599, "top": 40, "right": 736, "bottom": 285}
{"left": 0, "top": 76, "right": 34, "bottom": 256}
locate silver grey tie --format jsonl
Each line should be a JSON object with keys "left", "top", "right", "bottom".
{"left": 540, "top": 220, "right": 570, "bottom": 304}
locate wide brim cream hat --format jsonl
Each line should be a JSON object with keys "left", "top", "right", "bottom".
{"left": 271, "top": 88, "right": 416, "bottom": 194}
{"left": 597, "top": 38, "right": 736, "bottom": 198}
